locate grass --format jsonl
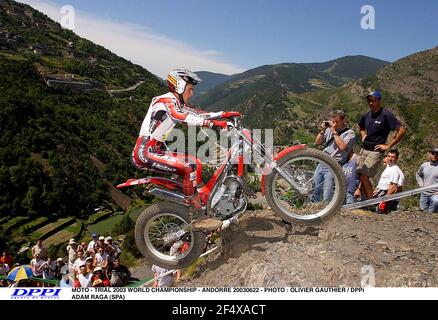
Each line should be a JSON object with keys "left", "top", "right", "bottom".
{"left": 0, "top": 216, "right": 10, "bottom": 225}
{"left": 31, "top": 217, "right": 74, "bottom": 240}
{"left": 118, "top": 251, "right": 139, "bottom": 269}
{"left": 1, "top": 216, "right": 29, "bottom": 231}
{"left": 13, "top": 217, "right": 49, "bottom": 233}
{"left": 86, "top": 214, "right": 123, "bottom": 237}
{"left": 0, "top": 51, "right": 27, "bottom": 61}
{"left": 87, "top": 209, "right": 112, "bottom": 224}
{"left": 43, "top": 221, "right": 82, "bottom": 247}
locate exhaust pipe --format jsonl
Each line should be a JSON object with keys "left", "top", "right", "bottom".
{"left": 148, "top": 188, "right": 186, "bottom": 205}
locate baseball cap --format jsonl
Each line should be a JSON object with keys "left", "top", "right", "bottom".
{"left": 93, "top": 267, "right": 103, "bottom": 273}
{"left": 60, "top": 265, "right": 69, "bottom": 275}
{"left": 99, "top": 236, "right": 105, "bottom": 241}
{"left": 91, "top": 233, "right": 98, "bottom": 238}
{"left": 365, "top": 90, "right": 382, "bottom": 99}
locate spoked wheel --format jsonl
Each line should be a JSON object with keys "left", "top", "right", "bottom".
{"left": 265, "top": 148, "right": 346, "bottom": 224}
{"left": 135, "top": 201, "right": 206, "bottom": 269}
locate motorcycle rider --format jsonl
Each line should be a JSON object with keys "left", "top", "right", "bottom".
{"left": 132, "top": 68, "right": 238, "bottom": 231}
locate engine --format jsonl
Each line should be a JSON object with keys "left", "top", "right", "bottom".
{"left": 211, "top": 177, "right": 247, "bottom": 219}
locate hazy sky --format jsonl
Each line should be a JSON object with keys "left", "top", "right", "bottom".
{"left": 19, "top": 0, "right": 438, "bottom": 77}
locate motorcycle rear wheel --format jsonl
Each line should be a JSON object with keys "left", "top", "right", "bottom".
{"left": 135, "top": 201, "right": 206, "bottom": 269}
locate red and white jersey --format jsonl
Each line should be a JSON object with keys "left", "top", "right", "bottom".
{"left": 138, "top": 92, "right": 222, "bottom": 142}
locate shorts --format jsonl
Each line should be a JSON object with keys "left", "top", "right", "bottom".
{"left": 356, "top": 149, "right": 385, "bottom": 178}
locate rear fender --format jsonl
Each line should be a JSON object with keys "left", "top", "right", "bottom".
{"left": 261, "top": 144, "right": 307, "bottom": 195}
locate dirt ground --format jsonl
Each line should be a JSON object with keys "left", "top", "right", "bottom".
{"left": 178, "top": 207, "right": 438, "bottom": 288}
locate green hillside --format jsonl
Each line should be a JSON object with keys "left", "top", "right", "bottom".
{"left": 0, "top": 0, "right": 166, "bottom": 229}
{"left": 193, "top": 71, "right": 232, "bottom": 99}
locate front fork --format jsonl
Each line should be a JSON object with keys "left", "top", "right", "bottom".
{"left": 273, "top": 165, "right": 310, "bottom": 196}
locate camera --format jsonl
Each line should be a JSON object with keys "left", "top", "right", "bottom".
{"left": 323, "top": 121, "right": 331, "bottom": 127}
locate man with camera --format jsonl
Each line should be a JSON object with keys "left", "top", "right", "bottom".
{"left": 313, "top": 110, "right": 355, "bottom": 202}
{"left": 356, "top": 91, "right": 406, "bottom": 200}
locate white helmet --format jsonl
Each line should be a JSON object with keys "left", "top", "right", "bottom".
{"left": 167, "top": 68, "right": 202, "bottom": 95}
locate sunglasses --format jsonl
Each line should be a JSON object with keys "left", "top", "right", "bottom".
{"left": 431, "top": 152, "right": 438, "bottom": 156}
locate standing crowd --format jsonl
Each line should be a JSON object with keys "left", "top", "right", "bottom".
{"left": 19, "top": 233, "right": 131, "bottom": 287}
{"left": 315, "top": 90, "right": 438, "bottom": 214}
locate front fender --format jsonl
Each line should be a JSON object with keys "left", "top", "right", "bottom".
{"left": 261, "top": 144, "right": 307, "bottom": 195}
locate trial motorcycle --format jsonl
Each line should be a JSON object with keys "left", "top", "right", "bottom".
{"left": 117, "top": 113, "right": 346, "bottom": 269}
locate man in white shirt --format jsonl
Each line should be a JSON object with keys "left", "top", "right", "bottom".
{"left": 374, "top": 150, "right": 404, "bottom": 214}
{"left": 78, "top": 263, "right": 93, "bottom": 288}
{"left": 72, "top": 250, "right": 87, "bottom": 276}
{"left": 30, "top": 253, "right": 45, "bottom": 278}
{"left": 87, "top": 233, "right": 98, "bottom": 256}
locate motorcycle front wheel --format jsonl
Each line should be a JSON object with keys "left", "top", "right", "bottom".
{"left": 265, "top": 148, "right": 346, "bottom": 224}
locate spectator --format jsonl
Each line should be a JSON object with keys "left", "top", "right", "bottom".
{"left": 0, "top": 250, "right": 13, "bottom": 269}
{"left": 94, "top": 247, "right": 109, "bottom": 272}
{"left": 85, "top": 257, "right": 94, "bottom": 273}
{"left": 105, "top": 236, "right": 121, "bottom": 262}
{"left": 41, "top": 257, "right": 56, "bottom": 280}
{"left": 0, "top": 261, "right": 8, "bottom": 286}
{"left": 32, "top": 239, "right": 48, "bottom": 260}
{"left": 78, "top": 263, "right": 93, "bottom": 288}
{"left": 373, "top": 150, "right": 404, "bottom": 214}
{"left": 87, "top": 233, "right": 98, "bottom": 256}
{"left": 104, "top": 236, "right": 116, "bottom": 257}
{"left": 343, "top": 151, "right": 359, "bottom": 205}
{"left": 0, "top": 260, "right": 10, "bottom": 277}
{"left": 313, "top": 109, "right": 355, "bottom": 202}
{"left": 416, "top": 147, "right": 438, "bottom": 213}
{"left": 67, "top": 239, "right": 77, "bottom": 279}
{"left": 79, "top": 242, "right": 88, "bottom": 255}
{"left": 98, "top": 236, "right": 106, "bottom": 250}
{"left": 152, "top": 265, "right": 180, "bottom": 288}
{"left": 30, "top": 253, "right": 45, "bottom": 278}
{"left": 356, "top": 91, "right": 406, "bottom": 200}
{"left": 54, "top": 258, "right": 65, "bottom": 280}
{"left": 109, "top": 257, "right": 131, "bottom": 287}
{"left": 72, "top": 250, "right": 86, "bottom": 276}
{"left": 92, "top": 267, "right": 110, "bottom": 287}
{"left": 59, "top": 266, "right": 72, "bottom": 287}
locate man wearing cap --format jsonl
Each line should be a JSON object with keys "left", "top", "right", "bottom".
{"left": 356, "top": 91, "right": 406, "bottom": 200}
{"left": 87, "top": 233, "right": 98, "bottom": 256}
{"left": 416, "top": 147, "right": 438, "bottom": 213}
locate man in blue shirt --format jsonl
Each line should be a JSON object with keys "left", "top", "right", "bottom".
{"left": 356, "top": 91, "right": 406, "bottom": 200}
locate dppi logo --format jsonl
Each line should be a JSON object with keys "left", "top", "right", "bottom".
{"left": 11, "top": 289, "right": 61, "bottom": 300}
